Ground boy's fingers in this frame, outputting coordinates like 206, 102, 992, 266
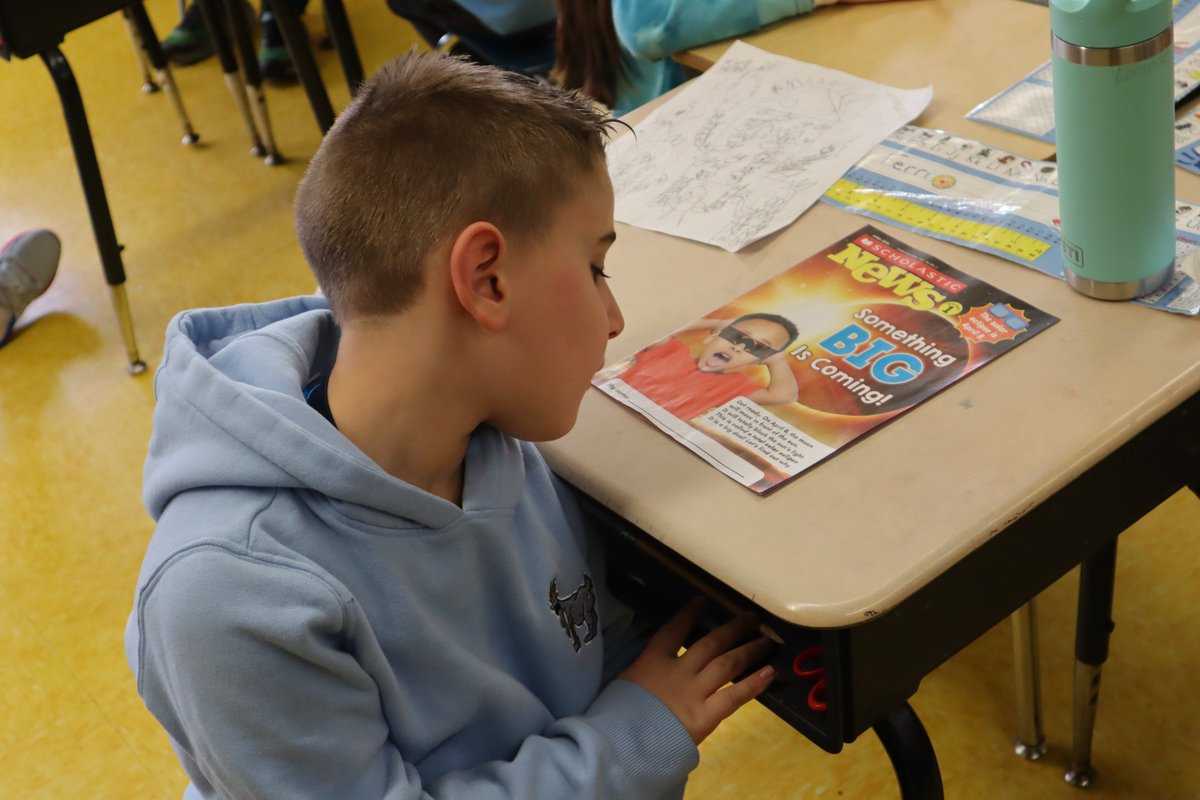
680, 611, 759, 667
709, 662, 777, 722
646, 597, 707, 654
697, 635, 776, 694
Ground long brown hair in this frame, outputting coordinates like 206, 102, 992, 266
554, 0, 629, 109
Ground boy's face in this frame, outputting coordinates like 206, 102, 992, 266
695, 318, 791, 373
494, 164, 624, 441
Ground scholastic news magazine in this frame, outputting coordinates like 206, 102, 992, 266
594, 226, 1058, 494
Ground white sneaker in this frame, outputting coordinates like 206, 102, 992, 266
0, 229, 61, 346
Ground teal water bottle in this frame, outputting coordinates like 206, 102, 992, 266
1051, 0, 1175, 300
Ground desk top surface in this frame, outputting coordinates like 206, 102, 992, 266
540, 0, 1200, 629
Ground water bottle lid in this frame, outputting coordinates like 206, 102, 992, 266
1050, 0, 1171, 49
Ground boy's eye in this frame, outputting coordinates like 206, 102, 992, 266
591, 265, 612, 281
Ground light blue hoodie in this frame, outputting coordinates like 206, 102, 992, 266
612, 0, 817, 115
126, 296, 698, 800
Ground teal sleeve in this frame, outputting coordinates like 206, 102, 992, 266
614, 59, 685, 116
613, 0, 760, 61
759, 0, 815, 26
609, 0, 818, 114
612, 0, 815, 61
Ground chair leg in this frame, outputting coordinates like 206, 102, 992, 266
121, 10, 160, 93
221, 0, 283, 164
39, 47, 146, 375
1065, 540, 1118, 788
267, 0, 336, 133
127, 3, 200, 145
322, 0, 363, 96
1011, 600, 1047, 760
196, 0, 269, 159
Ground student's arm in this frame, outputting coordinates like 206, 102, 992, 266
747, 351, 799, 405
132, 546, 698, 800
611, 0, 815, 62
620, 599, 776, 745
612, 0, 908, 62
559, 479, 776, 750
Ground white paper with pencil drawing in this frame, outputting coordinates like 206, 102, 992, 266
606, 41, 931, 252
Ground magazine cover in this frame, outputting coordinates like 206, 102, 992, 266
593, 226, 1059, 494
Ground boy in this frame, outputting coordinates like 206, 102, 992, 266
617, 313, 800, 420
126, 52, 775, 800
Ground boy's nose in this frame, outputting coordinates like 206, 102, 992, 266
606, 295, 625, 340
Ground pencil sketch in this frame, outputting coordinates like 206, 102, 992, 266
607, 42, 931, 251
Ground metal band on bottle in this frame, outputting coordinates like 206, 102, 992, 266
1052, 27, 1172, 66
1064, 261, 1174, 301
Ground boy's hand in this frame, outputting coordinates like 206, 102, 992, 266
620, 599, 777, 744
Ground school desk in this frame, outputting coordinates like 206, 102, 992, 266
538, 3, 1200, 797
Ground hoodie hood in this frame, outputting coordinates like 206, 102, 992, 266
143, 296, 518, 530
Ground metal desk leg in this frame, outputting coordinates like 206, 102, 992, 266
322, 0, 363, 95
266, 0, 336, 133
874, 702, 945, 800
196, 0, 268, 158
220, 0, 283, 164
1065, 540, 1118, 788
1012, 599, 1047, 760
126, 3, 200, 145
40, 48, 146, 375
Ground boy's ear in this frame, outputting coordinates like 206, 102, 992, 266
448, 222, 509, 332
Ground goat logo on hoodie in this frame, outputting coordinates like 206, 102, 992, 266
548, 575, 597, 652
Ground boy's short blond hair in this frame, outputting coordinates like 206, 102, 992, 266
295, 51, 617, 320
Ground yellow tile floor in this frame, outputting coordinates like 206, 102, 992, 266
1, 2, 1197, 797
